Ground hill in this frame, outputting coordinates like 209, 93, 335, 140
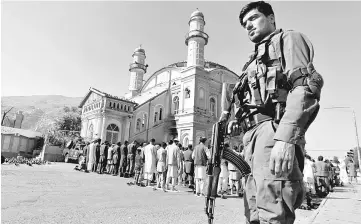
1, 95, 83, 132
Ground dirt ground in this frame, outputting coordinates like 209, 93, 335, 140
1, 163, 314, 224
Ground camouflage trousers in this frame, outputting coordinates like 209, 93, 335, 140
243, 120, 305, 224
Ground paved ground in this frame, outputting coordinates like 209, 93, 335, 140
309, 182, 361, 224
2, 163, 314, 224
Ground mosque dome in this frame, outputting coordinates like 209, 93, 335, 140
190, 9, 204, 19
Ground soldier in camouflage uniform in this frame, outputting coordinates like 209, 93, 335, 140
219, 1, 324, 223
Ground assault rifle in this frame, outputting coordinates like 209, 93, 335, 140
204, 75, 252, 224
204, 121, 251, 223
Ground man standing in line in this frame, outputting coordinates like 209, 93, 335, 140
98, 141, 108, 174
192, 137, 208, 197
119, 141, 128, 177
183, 144, 194, 188
94, 139, 101, 172
315, 156, 330, 195
126, 140, 138, 177
156, 142, 168, 190
143, 138, 157, 187
91, 139, 101, 172
112, 142, 121, 175
166, 139, 181, 191
219, 1, 324, 223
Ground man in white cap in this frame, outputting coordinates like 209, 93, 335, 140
165, 139, 181, 191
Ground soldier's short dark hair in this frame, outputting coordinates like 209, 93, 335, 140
239, 1, 274, 27
150, 138, 155, 143
162, 142, 167, 148
124, 140, 128, 145
168, 140, 173, 145
188, 144, 193, 149
318, 155, 324, 161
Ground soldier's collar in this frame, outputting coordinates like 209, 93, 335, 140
255, 29, 283, 47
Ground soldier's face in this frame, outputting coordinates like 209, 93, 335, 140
242, 9, 275, 43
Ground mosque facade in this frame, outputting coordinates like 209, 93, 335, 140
79, 10, 239, 146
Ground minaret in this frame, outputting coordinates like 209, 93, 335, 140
127, 45, 148, 98
185, 9, 209, 67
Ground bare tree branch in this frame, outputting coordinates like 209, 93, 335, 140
1, 107, 14, 125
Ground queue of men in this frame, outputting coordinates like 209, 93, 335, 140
76, 137, 244, 198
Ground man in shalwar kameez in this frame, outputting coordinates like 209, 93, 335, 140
156, 142, 167, 190
166, 139, 181, 191
143, 138, 157, 187
87, 139, 99, 172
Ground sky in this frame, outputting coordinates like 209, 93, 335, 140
2, 1, 361, 159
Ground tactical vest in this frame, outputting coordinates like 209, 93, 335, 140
238, 29, 323, 124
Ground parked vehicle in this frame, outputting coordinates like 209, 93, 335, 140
62, 140, 86, 163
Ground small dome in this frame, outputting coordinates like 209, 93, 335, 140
190, 9, 204, 19
134, 46, 145, 54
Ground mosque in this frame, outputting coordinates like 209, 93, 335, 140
79, 9, 240, 146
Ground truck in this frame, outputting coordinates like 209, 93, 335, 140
62, 140, 86, 163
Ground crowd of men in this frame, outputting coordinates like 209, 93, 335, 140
302, 154, 358, 209
75, 137, 244, 198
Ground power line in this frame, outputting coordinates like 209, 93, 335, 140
306, 149, 347, 151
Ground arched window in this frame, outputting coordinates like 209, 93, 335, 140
173, 96, 179, 114
117, 104, 119, 109
106, 124, 119, 144
136, 118, 141, 132
87, 124, 93, 139
121, 104, 123, 110
128, 106, 130, 111
109, 102, 112, 107
210, 97, 216, 117
142, 114, 147, 129
154, 112, 158, 123
159, 108, 163, 120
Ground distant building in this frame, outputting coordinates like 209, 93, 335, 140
79, 10, 239, 146
1, 126, 42, 158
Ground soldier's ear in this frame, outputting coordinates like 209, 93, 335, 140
267, 14, 275, 27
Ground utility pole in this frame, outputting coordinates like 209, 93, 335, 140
352, 110, 361, 168
324, 106, 361, 168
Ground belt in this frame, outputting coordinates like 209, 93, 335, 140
240, 103, 286, 133
240, 114, 272, 133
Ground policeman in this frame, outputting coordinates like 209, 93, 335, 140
219, 1, 324, 223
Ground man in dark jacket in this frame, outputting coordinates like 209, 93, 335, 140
183, 144, 194, 188
119, 141, 129, 177
98, 141, 109, 174
192, 137, 208, 196
126, 140, 138, 177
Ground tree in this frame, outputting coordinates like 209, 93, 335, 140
44, 107, 82, 146
1, 107, 14, 125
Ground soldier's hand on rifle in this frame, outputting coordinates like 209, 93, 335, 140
227, 120, 242, 136
269, 141, 295, 178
